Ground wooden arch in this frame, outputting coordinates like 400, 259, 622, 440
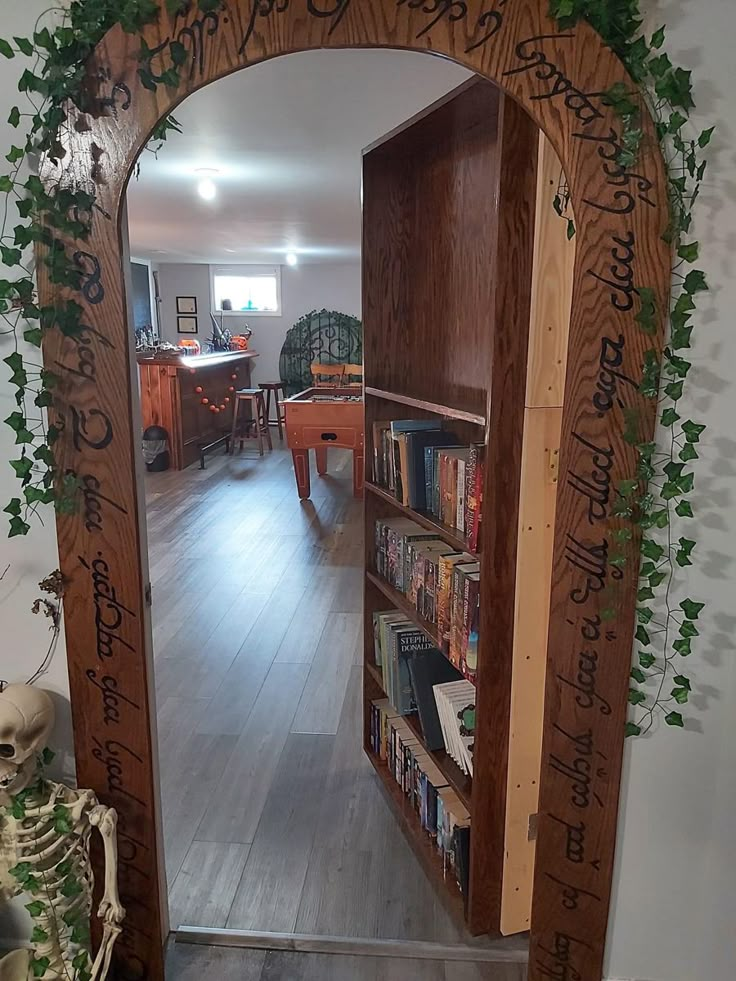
38, 2, 670, 979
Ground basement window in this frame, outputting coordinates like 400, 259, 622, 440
211, 265, 281, 316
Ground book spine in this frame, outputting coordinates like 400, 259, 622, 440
424, 446, 434, 512
464, 446, 477, 539
437, 555, 453, 655
465, 582, 481, 682
456, 458, 466, 534
461, 576, 473, 676
468, 448, 484, 554
392, 435, 402, 503
413, 551, 425, 616
432, 450, 442, 517
449, 568, 465, 669
423, 555, 437, 623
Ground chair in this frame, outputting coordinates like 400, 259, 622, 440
229, 388, 272, 456
278, 309, 363, 396
340, 363, 364, 388
258, 381, 287, 440
310, 362, 347, 387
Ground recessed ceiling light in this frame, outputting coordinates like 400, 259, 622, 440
285, 252, 298, 267
195, 168, 219, 201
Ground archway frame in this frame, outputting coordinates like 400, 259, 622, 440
36, 3, 670, 980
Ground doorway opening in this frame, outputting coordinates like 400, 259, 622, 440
124, 45, 573, 976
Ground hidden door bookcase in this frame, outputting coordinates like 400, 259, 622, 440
361, 80, 575, 937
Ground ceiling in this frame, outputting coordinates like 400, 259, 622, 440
126, 49, 472, 265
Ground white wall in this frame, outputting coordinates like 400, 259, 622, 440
155, 260, 361, 384
605, 1, 736, 979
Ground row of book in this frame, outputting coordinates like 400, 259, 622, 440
369, 698, 471, 898
372, 611, 476, 775
372, 420, 484, 553
374, 517, 480, 681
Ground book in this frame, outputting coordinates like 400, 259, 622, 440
441, 448, 471, 529
456, 455, 466, 535
437, 552, 474, 655
448, 562, 479, 669
423, 546, 458, 623
433, 680, 476, 776
465, 444, 485, 553
389, 420, 440, 504
391, 621, 436, 713
407, 650, 464, 751
372, 421, 391, 486
461, 571, 481, 679
405, 430, 456, 510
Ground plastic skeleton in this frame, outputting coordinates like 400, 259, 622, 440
0, 685, 125, 981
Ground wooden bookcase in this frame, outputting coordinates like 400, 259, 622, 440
361, 80, 575, 937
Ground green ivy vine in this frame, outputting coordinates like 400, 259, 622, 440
550, 0, 711, 735
0, 0, 713, 775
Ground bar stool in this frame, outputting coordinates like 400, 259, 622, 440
258, 381, 287, 440
230, 388, 272, 457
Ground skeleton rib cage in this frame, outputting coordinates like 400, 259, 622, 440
1, 781, 124, 981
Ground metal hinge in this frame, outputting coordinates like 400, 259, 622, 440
528, 813, 539, 841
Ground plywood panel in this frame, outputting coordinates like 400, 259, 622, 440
526, 134, 576, 408
501, 407, 563, 935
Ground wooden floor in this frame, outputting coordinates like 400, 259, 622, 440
146, 443, 526, 979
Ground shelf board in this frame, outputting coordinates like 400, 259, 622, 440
365, 387, 486, 427
365, 481, 479, 558
364, 747, 467, 930
364, 661, 473, 810
366, 571, 442, 650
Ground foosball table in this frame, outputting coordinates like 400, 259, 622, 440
284, 387, 364, 499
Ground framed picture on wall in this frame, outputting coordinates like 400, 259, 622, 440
176, 295, 197, 315
177, 315, 198, 334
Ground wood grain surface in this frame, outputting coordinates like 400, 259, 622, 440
36, 2, 670, 979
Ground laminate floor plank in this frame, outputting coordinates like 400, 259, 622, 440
226, 733, 333, 932
146, 446, 529, 961
196, 662, 311, 843
169, 840, 251, 929
166, 943, 266, 981
291, 613, 363, 734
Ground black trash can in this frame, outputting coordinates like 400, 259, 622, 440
142, 425, 170, 472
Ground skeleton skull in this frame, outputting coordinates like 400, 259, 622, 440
0, 685, 54, 798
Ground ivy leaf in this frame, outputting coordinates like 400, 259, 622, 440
625, 721, 642, 738
679, 599, 703, 622
682, 419, 706, 442
169, 40, 188, 66
650, 25, 666, 49
635, 625, 651, 646
60, 875, 83, 898
637, 586, 654, 602
679, 619, 699, 639
8, 106, 20, 127
552, 193, 563, 217
25, 900, 45, 916
639, 651, 656, 669
673, 637, 692, 656
0, 38, 14, 59
13, 36, 33, 57
698, 126, 715, 148
649, 53, 673, 80
657, 66, 695, 111
53, 804, 73, 834
665, 711, 684, 728
31, 926, 49, 944
664, 380, 683, 401
0, 175, 14, 193
676, 537, 696, 567
631, 666, 646, 684
637, 606, 654, 624
683, 269, 708, 294
679, 442, 698, 463
677, 241, 699, 263
672, 687, 689, 705
649, 570, 667, 588
675, 499, 694, 518
628, 688, 647, 705
24, 327, 43, 347
10, 456, 33, 482
661, 407, 680, 427
41, 746, 54, 765
31, 957, 50, 979
9, 515, 31, 537
674, 674, 692, 690
641, 539, 664, 562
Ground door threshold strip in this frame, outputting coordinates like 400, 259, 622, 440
175, 926, 529, 964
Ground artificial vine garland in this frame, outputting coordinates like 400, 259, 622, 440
0, 0, 711, 753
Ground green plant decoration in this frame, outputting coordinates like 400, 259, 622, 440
0, 0, 711, 790
549, 0, 710, 736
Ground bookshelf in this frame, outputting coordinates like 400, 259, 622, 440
361, 80, 575, 936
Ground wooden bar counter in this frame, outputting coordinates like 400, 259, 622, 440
137, 350, 258, 470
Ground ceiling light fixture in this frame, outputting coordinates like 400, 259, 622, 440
195, 168, 219, 202
285, 252, 298, 267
